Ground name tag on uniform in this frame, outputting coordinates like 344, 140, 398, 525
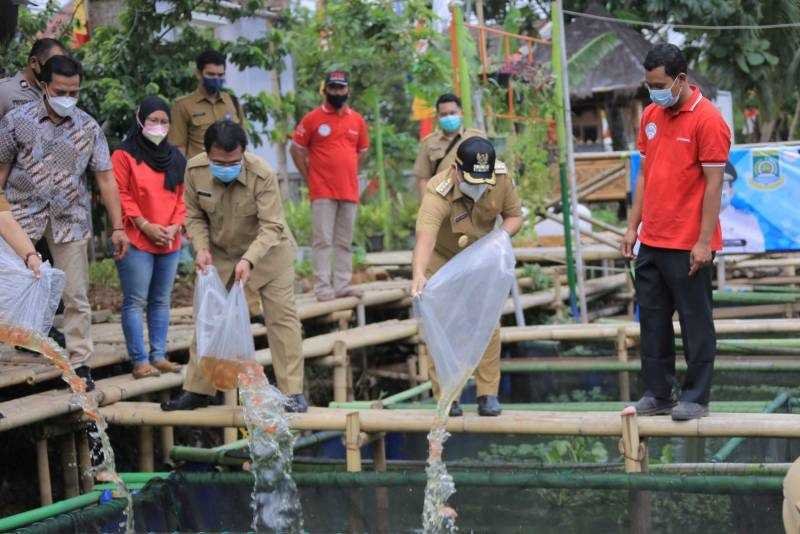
454, 211, 468, 223
198, 190, 213, 198
192, 112, 206, 118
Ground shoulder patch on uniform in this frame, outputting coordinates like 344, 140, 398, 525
421, 131, 437, 142
494, 160, 508, 175
186, 153, 209, 169
245, 153, 274, 180
435, 178, 453, 197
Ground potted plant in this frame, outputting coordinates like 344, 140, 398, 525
357, 201, 389, 252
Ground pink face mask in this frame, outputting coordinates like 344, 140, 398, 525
141, 123, 169, 145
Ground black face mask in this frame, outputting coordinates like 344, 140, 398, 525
325, 92, 348, 109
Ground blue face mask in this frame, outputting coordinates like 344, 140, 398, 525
648, 76, 681, 108
203, 77, 225, 94
438, 114, 462, 133
210, 162, 241, 183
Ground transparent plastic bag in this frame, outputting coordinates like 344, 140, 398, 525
414, 229, 516, 406
194, 266, 256, 390
0, 236, 65, 334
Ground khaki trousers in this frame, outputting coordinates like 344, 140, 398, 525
44, 225, 92, 365
427, 327, 502, 399
184, 261, 305, 396
311, 199, 357, 297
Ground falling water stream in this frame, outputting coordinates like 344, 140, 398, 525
422, 391, 461, 533
0, 322, 133, 532
237, 362, 304, 533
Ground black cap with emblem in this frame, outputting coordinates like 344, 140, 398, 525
325, 70, 349, 87
455, 137, 496, 185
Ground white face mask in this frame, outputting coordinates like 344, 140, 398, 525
459, 181, 489, 202
46, 91, 77, 118
140, 122, 169, 146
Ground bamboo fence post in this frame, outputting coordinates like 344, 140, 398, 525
374, 432, 387, 472
407, 355, 419, 387
418, 343, 430, 382
223, 390, 238, 444
139, 424, 155, 472
620, 410, 650, 534
345, 412, 362, 473
36, 438, 53, 506
356, 303, 366, 327
59, 432, 80, 499
617, 326, 631, 401
333, 341, 350, 403
159, 391, 174, 464
75, 431, 93, 493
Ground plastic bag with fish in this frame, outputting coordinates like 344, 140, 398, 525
0, 236, 65, 334
194, 266, 256, 390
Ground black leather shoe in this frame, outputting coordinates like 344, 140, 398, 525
161, 391, 213, 411
630, 395, 676, 416
75, 366, 95, 392
285, 394, 309, 413
477, 395, 502, 416
448, 400, 463, 417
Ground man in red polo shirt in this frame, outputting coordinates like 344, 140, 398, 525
621, 44, 731, 421
290, 71, 369, 301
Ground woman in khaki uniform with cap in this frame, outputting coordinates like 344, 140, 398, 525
411, 137, 523, 417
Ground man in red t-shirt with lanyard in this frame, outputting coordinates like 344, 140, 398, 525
291, 71, 369, 301
621, 44, 731, 421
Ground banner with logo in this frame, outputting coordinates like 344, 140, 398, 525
629, 144, 800, 254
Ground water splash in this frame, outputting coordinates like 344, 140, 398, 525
237, 362, 304, 533
0, 322, 133, 532
422, 393, 460, 533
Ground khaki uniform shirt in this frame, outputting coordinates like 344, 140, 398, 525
183, 151, 295, 289
416, 161, 522, 275
0, 72, 40, 118
169, 88, 247, 159
412, 127, 484, 182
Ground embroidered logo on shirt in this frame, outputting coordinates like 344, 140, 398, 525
645, 122, 657, 140
318, 123, 332, 137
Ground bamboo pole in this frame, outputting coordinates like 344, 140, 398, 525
345, 412, 362, 473
616, 326, 630, 402
59, 433, 80, 499
159, 390, 174, 465
418, 344, 430, 382
333, 341, 349, 404
76, 431, 93, 493
498, 357, 800, 373
138, 425, 155, 473
542, 211, 620, 249
223, 390, 238, 444
388, 400, 780, 413
97, 403, 800, 439
710, 391, 790, 463
36, 438, 53, 506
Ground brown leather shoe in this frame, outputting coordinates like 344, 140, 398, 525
132, 363, 161, 379
152, 359, 181, 374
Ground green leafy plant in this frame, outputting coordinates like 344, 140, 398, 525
352, 245, 368, 271
356, 201, 390, 244
89, 259, 120, 289
521, 263, 553, 291
478, 437, 609, 465
392, 193, 420, 245
284, 188, 312, 247
293, 259, 313, 279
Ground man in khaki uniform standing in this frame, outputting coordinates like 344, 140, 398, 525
169, 49, 263, 319
162, 120, 308, 413
412, 137, 523, 417
412, 93, 483, 198
0, 38, 66, 118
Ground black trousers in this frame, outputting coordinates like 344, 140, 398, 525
635, 244, 716, 405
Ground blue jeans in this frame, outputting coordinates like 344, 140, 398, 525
116, 245, 180, 365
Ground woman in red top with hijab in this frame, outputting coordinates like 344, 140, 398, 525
113, 96, 186, 379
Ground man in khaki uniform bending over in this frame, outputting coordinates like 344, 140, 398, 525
411, 137, 523, 417
412, 92, 483, 198
161, 120, 308, 413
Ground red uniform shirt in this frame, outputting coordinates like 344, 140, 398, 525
112, 150, 186, 254
292, 104, 369, 203
637, 86, 731, 251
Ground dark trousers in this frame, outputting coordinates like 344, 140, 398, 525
635, 244, 716, 405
